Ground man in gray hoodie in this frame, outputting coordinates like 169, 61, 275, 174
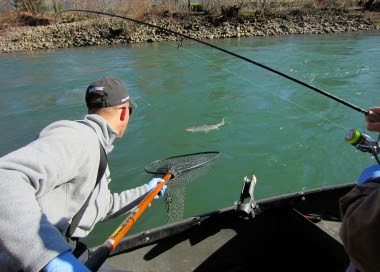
0, 76, 166, 272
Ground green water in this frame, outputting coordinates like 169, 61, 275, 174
1, 30, 379, 247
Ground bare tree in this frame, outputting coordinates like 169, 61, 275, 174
52, 0, 59, 12
6, 0, 48, 14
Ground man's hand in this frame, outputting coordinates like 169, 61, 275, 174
42, 251, 90, 272
147, 178, 167, 199
366, 107, 380, 132
358, 164, 380, 185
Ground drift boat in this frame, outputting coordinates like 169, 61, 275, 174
92, 176, 354, 272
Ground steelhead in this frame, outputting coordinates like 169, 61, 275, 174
186, 118, 225, 133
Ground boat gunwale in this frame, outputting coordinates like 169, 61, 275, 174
99, 182, 355, 258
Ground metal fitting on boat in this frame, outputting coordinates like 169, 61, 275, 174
234, 175, 258, 218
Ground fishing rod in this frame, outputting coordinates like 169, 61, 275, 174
56, 9, 380, 121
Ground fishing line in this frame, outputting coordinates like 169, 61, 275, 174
56, 9, 370, 119
162, 40, 347, 130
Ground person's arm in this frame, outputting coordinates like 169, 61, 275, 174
0, 121, 98, 271
339, 180, 380, 272
0, 168, 71, 271
101, 178, 166, 221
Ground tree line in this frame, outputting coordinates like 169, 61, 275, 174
0, 0, 378, 18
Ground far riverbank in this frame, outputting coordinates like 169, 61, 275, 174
1, 7, 379, 53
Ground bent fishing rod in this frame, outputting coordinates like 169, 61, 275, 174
57, 9, 380, 121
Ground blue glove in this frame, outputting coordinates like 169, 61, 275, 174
358, 164, 380, 185
42, 250, 90, 272
147, 178, 167, 199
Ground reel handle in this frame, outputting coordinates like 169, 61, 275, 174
367, 110, 380, 122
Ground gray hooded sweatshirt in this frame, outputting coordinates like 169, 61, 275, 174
0, 114, 150, 272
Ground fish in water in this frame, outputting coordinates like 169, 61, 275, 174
186, 118, 225, 133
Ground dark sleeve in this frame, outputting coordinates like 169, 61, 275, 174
339, 181, 380, 272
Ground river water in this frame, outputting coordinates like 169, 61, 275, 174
1, 30, 379, 247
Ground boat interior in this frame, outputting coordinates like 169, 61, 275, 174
100, 180, 355, 272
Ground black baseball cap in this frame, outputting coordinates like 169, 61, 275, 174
85, 77, 137, 109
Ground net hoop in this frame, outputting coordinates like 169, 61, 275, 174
144, 151, 220, 175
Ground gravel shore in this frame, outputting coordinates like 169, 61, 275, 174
1, 8, 379, 53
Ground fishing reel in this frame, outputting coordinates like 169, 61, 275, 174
345, 129, 380, 164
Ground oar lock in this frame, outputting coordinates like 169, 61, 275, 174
234, 175, 260, 218
345, 129, 380, 164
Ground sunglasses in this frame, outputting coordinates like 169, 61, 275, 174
118, 106, 133, 116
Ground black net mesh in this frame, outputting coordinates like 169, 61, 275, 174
145, 151, 220, 222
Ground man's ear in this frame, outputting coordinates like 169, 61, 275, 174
120, 107, 127, 121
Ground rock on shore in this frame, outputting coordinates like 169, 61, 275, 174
1, 8, 379, 53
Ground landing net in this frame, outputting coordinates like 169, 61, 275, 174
145, 151, 220, 222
